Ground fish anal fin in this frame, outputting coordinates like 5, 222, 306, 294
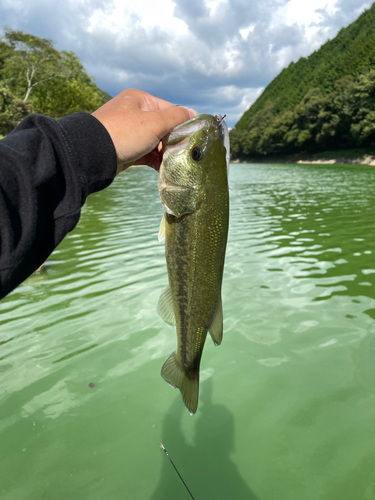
161, 351, 199, 415
208, 297, 223, 346
157, 285, 176, 327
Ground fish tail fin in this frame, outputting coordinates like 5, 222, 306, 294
161, 351, 199, 415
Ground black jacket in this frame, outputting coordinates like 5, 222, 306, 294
0, 113, 117, 299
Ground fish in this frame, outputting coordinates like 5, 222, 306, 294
157, 113, 230, 414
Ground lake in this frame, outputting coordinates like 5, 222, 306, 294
1, 163, 375, 500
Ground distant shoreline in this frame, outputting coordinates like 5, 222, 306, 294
295, 155, 375, 166
231, 151, 375, 166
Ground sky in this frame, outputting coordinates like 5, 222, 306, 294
0, 0, 371, 127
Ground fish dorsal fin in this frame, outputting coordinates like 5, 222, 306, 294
208, 297, 223, 346
157, 285, 176, 327
158, 213, 166, 242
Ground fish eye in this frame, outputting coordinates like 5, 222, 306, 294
191, 146, 202, 161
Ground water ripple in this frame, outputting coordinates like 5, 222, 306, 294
1, 164, 375, 499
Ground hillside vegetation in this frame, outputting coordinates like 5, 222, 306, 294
231, 3, 375, 160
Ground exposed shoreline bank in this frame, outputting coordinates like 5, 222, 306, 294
295, 154, 375, 166
231, 152, 375, 166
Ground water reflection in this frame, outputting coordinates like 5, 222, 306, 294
152, 377, 256, 499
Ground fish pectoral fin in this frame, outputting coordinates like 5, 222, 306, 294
161, 351, 199, 415
158, 213, 166, 242
160, 185, 201, 218
208, 297, 223, 346
157, 285, 176, 327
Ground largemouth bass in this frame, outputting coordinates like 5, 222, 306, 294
157, 114, 230, 414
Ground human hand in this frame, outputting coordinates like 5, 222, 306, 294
92, 89, 197, 175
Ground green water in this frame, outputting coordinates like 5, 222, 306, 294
1, 163, 375, 500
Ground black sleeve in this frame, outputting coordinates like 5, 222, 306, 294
0, 112, 117, 299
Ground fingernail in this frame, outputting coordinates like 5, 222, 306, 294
187, 108, 198, 118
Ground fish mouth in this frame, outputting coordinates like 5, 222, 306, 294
164, 113, 230, 172
166, 118, 209, 146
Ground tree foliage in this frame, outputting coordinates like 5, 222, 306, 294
30, 51, 103, 117
0, 40, 14, 72
232, 3, 375, 159
0, 28, 110, 134
2, 28, 62, 101
0, 85, 32, 135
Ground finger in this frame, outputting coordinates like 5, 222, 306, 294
133, 150, 162, 170
133, 90, 197, 117
152, 106, 197, 140
143, 93, 176, 111
118, 150, 162, 173
124, 89, 176, 112
113, 89, 159, 112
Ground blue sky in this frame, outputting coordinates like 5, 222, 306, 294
0, 0, 371, 126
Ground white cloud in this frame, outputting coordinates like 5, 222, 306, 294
205, 0, 228, 17
0, 0, 370, 126
86, 0, 188, 37
240, 25, 255, 40
277, 0, 339, 27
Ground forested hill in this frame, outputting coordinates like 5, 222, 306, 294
231, 3, 375, 159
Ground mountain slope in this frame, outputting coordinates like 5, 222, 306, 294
236, 3, 375, 131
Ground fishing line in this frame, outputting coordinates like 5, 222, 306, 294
217, 114, 227, 125
159, 443, 196, 500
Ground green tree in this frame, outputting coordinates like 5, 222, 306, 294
31, 51, 103, 117
2, 28, 63, 101
315, 75, 354, 149
348, 69, 375, 145
0, 85, 32, 135
0, 28, 109, 121
260, 110, 295, 153
0, 40, 14, 74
